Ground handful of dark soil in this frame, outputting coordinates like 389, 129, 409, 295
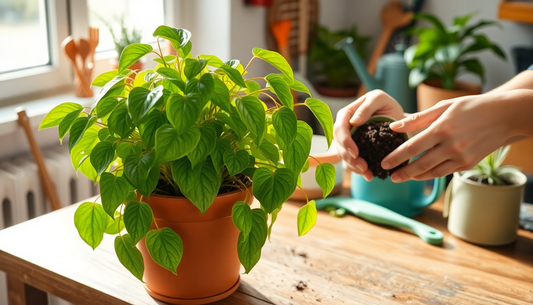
352, 121, 407, 179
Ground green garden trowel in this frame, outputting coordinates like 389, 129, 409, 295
315, 197, 444, 245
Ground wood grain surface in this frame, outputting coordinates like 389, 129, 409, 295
0, 172, 532, 305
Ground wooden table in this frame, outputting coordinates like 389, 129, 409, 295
1, 182, 533, 305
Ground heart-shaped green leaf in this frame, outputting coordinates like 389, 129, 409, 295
153, 26, 191, 50
235, 96, 266, 145
218, 64, 246, 87
70, 125, 99, 171
315, 163, 337, 198
58, 108, 84, 142
157, 67, 181, 79
116, 141, 142, 159
273, 106, 297, 148
123, 151, 160, 198
118, 43, 153, 74
127, 85, 164, 125
100, 173, 131, 218
232, 201, 252, 238
155, 124, 201, 163
145, 228, 184, 275
139, 109, 168, 149
105, 210, 125, 235
280, 74, 311, 97
96, 97, 119, 119
124, 201, 154, 244
92, 70, 118, 87
74, 202, 109, 250
237, 208, 267, 273
283, 121, 312, 174
184, 58, 207, 80
245, 80, 261, 98
252, 48, 294, 83
69, 116, 97, 151
108, 104, 135, 139
39, 102, 83, 130
211, 77, 231, 113
197, 73, 214, 103
166, 93, 204, 134
187, 123, 217, 168
199, 55, 225, 68
223, 149, 250, 176
253, 167, 297, 213
211, 139, 232, 173
305, 98, 333, 147
92, 75, 127, 110
258, 141, 279, 163
297, 200, 317, 236
114, 234, 144, 281
171, 158, 221, 213
90, 141, 116, 176
266, 74, 293, 109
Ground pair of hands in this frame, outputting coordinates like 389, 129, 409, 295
334, 89, 521, 182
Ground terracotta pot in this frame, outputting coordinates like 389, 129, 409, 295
417, 79, 481, 111
314, 81, 359, 98
110, 58, 143, 71
444, 172, 526, 246
138, 187, 252, 304
291, 135, 344, 200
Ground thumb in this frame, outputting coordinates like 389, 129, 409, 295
390, 104, 448, 133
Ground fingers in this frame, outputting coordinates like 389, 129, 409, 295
345, 161, 373, 181
411, 161, 468, 181
388, 145, 448, 182
381, 127, 440, 174
390, 101, 450, 133
350, 90, 397, 125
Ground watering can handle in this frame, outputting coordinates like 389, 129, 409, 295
414, 176, 446, 209
335, 37, 380, 91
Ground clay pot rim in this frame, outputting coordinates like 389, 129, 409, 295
148, 183, 252, 201
453, 171, 527, 189
421, 79, 482, 95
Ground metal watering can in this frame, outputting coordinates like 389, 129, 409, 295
335, 37, 417, 113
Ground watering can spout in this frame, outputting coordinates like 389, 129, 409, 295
335, 37, 380, 91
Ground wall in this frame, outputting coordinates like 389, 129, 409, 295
345, 0, 533, 91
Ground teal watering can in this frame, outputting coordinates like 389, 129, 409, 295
335, 37, 417, 113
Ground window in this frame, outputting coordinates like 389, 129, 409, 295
0, 0, 51, 74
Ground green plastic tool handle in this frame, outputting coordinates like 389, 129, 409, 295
316, 197, 443, 245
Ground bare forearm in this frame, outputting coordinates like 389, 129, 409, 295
488, 70, 533, 93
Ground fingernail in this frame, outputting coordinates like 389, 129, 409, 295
355, 164, 364, 172
382, 161, 391, 169
350, 115, 362, 125
391, 173, 402, 183
347, 149, 357, 159
390, 121, 402, 129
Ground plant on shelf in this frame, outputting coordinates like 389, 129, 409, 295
39, 25, 336, 303
308, 25, 370, 96
405, 12, 506, 90
101, 17, 142, 59
445, 146, 526, 246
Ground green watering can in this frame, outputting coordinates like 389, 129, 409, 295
335, 37, 417, 113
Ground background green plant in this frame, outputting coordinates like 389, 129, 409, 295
461, 146, 520, 186
40, 25, 336, 280
308, 25, 370, 88
405, 12, 506, 90
100, 17, 142, 58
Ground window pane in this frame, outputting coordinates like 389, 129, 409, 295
88, 0, 165, 54
0, 0, 50, 74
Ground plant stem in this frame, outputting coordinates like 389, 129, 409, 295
243, 57, 256, 75
157, 37, 168, 68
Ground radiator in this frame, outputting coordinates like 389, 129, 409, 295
0, 146, 98, 305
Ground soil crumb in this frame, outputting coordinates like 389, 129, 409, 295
352, 121, 407, 179
295, 281, 308, 292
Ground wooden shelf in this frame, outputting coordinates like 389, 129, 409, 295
499, 1, 533, 23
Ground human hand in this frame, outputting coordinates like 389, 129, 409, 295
382, 91, 527, 182
333, 90, 406, 180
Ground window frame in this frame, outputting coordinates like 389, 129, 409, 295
0, 0, 72, 103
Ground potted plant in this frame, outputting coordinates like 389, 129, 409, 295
405, 12, 506, 110
444, 146, 527, 246
39, 25, 336, 304
101, 17, 143, 70
308, 25, 370, 97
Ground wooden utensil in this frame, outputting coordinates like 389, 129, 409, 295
357, 0, 412, 97
88, 27, 99, 80
75, 39, 92, 97
62, 37, 93, 97
16, 109, 62, 211
271, 19, 299, 105
298, 0, 309, 75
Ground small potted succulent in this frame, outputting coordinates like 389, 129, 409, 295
101, 17, 143, 70
308, 25, 370, 97
444, 146, 526, 246
405, 12, 506, 110
39, 25, 336, 304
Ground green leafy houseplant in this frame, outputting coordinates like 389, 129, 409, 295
40, 25, 336, 280
405, 12, 506, 90
308, 25, 370, 89
461, 146, 520, 185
